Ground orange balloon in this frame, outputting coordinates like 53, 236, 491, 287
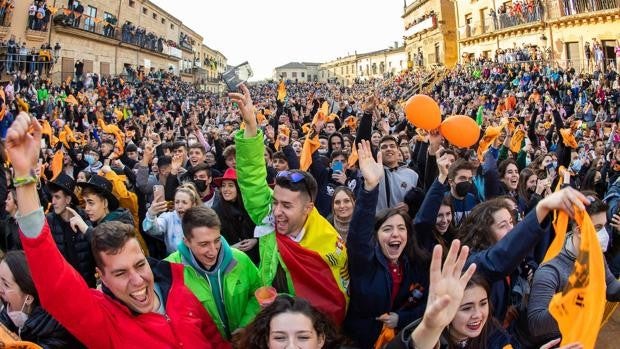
440, 115, 480, 148
405, 94, 441, 131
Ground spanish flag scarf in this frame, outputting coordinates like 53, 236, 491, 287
270, 208, 349, 324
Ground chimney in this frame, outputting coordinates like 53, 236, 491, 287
394, 41, 399, 48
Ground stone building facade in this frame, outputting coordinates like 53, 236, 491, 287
454, 0, 620, 70
0, 0, 226, 88
402, 0, 458, 68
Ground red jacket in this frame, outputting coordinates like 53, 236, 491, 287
20, 221, 231, 349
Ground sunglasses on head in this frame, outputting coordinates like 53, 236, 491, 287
276, 170, 311, 199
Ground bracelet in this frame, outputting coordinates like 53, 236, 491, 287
13, 175, 38, 188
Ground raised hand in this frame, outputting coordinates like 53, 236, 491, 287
6, 111, 41, 177
428, 130, 443, 155
228, 84, 257, 137
436, 151, 451, 183
170, 154, 183, 175
148, 200, 168, 216
357, 140, 383, 191
411, 240, 476, 348
536, 187, 589, 222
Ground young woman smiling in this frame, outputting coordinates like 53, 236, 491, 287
327, 186, 355, 241
143, 184, 202, 254
212, 168, 259, 264
343, 140, 429, 349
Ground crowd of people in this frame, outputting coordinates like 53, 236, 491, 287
490, 0, 544, 30
0, 52, 618, 348
0, 35, 54, 76
120, 21, 166, 54
27, 0, 51, 31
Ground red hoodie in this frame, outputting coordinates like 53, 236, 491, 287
20, 221, 231, 349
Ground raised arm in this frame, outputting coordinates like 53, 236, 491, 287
8, 112, 107, 347
347, 140, 384, 267
414, 154, 451, 251
230, 84, 273, 225
467, 188, 589, 281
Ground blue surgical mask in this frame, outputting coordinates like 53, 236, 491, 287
552, 161, 558, 169
571, 159, 582, 173
84, 154, 96, 165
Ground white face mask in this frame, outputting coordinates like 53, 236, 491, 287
597, 227, 610, 253
7, 296, 30, 329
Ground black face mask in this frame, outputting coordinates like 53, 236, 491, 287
455, 181, 472, 198
194, 179, 208, 193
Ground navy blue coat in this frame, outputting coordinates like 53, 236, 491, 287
465, 209, 551, 321
414, 178, 452, 251
344, 187, 428, 349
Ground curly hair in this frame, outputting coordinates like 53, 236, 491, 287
237, 295, 341, 349
457, 198, 514, 251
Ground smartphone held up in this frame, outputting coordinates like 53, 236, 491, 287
222, 62, 253, 92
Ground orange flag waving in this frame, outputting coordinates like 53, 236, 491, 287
50, 150, 64, 180
548, 207, 606, 349
277, 80, 286, 102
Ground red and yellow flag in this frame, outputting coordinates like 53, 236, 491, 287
274, 208, 348, 324
547, 208, 606, 349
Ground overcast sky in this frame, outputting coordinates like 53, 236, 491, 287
151, 0, 406, 80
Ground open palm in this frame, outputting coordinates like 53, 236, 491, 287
357, 140, 383, 190
422, 240, 476, 331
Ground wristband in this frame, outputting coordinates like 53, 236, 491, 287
13, 173, 38, 188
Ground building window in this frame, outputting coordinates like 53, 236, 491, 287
170, 23, 175, 29
434, 43, 440, 64
142, 7, 147, 15
128, 0, 135, 8
301, 72, 305, 77
84, 6, 97, 31
282, 72, 287, 78
292, 72, 297, 78
152, 13, 157, 20
161, 18, 166, 24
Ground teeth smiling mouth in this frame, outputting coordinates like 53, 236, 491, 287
387, 242, 401, 250
130, 288, 148, 302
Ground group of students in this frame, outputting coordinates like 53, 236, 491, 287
0, 55, 617, 348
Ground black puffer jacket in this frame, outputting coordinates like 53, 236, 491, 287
46, 210, 96, 288
0, 304, 85, 348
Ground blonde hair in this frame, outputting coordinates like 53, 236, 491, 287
176, 183, 202, 207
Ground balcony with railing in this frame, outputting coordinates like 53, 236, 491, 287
546, 0, 620, 20
53, 8, 120, 43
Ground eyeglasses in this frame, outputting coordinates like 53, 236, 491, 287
276, 170, 311, 199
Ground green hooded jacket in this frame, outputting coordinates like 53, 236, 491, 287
165, 239, 261, 339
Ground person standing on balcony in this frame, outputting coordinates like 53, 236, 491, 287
73, 2, 83, 28
35, 3, 45, 31
27, 1, 36, 30
594, 43, 605, 71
